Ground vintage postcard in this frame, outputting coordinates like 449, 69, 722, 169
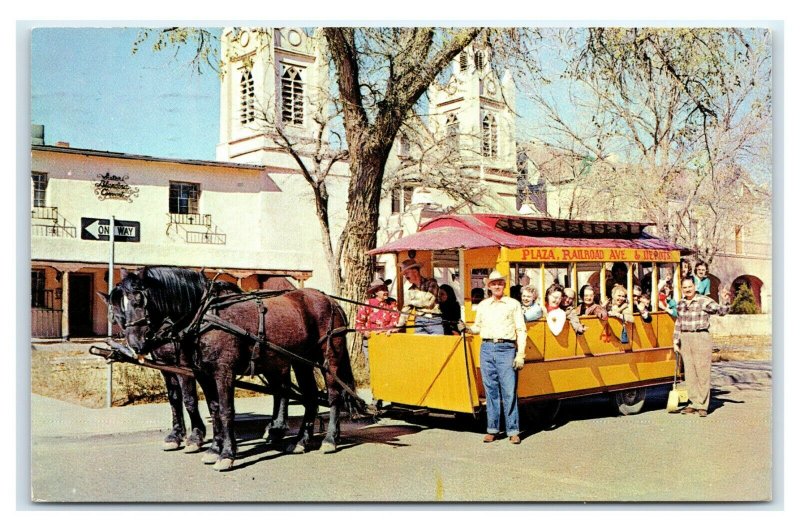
28, 24, 774, 504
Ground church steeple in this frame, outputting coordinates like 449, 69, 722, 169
429, 42, 517, 173
216, 28, 329, 164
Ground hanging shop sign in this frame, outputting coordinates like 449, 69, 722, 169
94, 172, 139, 202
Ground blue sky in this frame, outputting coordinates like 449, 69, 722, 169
31, 27, 222, 160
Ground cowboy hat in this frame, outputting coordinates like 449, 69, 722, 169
487, 270, 506, 284
367, 278, 391, 295
400, 259, 422, 274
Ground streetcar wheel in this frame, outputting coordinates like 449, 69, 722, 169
523, 400, 561, 429
613, 388, 647, 415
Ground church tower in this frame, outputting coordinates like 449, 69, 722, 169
216, 27, 330, 165
214, 28, 349, 293
428, 41, 518, 210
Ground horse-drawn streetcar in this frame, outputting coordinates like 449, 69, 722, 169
95, 213, 690, 470
367, 214, 689, 418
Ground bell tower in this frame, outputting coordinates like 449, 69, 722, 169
216, 28, 329, 165
429, 42, 517, 173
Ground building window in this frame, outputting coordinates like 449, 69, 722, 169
459, 52, 468, 71
398, 135, 410, 158
446, 113, 460, 152
239, 69, 255, 125
31, 172, 48, 207
281, 65, 305, 126
31, 269, 46, 308
474, 51, 484, 71
169, 182, 200, 215
391, 186, 415, 214
735, 225, 743, 255
481, 113, 498, 158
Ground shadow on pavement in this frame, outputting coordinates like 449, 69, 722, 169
217, 411, 425, 471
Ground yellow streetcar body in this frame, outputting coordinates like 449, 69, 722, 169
367, 214, 689, 415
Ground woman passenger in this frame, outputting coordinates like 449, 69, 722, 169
606, 285, 634, 323
438, 284, 462, 335
544, 284, 565, 313
520, 285, 543, 322
577, 284, 608, 320
355, 278, 399, 367
561, 287, 586, 334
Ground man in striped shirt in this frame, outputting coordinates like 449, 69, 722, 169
673, 277, 731, 417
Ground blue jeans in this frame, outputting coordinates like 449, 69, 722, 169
415, 315, 444, 335
479, 342, 519, 436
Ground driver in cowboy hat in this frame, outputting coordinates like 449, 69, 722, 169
395, 258, 443, 335
464, 270, 526, 445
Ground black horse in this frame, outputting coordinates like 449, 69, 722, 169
101, 267, 238, 453
110, 266, 361, 471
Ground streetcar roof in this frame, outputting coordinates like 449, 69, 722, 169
368, 214, 689, 255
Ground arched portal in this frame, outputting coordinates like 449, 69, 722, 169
731, 275, 764, 311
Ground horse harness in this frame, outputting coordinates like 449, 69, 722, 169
129, 287, 363, 407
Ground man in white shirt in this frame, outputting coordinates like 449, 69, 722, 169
467, 270, 527, 444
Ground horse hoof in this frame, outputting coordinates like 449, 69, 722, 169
201, 451, 219, 464
320, 442, 337, 454
184, 442, 203, 454
290, 443, 306, 454
213, 458, 234, 471
162, 441, 181, 451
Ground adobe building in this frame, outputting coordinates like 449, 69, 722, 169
30, 137, 313, 339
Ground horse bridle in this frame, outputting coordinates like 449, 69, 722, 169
120, 288, 152, 330
120, 287, 190, 355
118, 288, 163, 355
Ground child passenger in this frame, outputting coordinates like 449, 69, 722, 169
658, 279, 678, 318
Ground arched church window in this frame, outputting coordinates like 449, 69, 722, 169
281, 65, 305, 126
474, 51, 484, 71
482, 113, 498, 159
398, 134, 410, 158
239, 69, 255, 125
446, 113, 460, 152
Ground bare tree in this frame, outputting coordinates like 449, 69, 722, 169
514, 27, 772, 262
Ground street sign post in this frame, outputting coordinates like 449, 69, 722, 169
81, 217, 140, 243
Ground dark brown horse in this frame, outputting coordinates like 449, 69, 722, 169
100, 267, 229, 453
111, 267, 360, 471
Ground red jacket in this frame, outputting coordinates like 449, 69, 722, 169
355, 297, 399, 332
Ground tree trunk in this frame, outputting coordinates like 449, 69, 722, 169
337, 152, 387, 385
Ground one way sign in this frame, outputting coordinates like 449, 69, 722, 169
81, 218, 141, 243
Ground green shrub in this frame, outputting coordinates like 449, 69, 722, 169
731, 283, 759, 314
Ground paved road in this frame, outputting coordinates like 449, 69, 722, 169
29, 361, 772, 503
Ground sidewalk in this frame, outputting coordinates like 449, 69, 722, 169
31, 389, 374, 439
